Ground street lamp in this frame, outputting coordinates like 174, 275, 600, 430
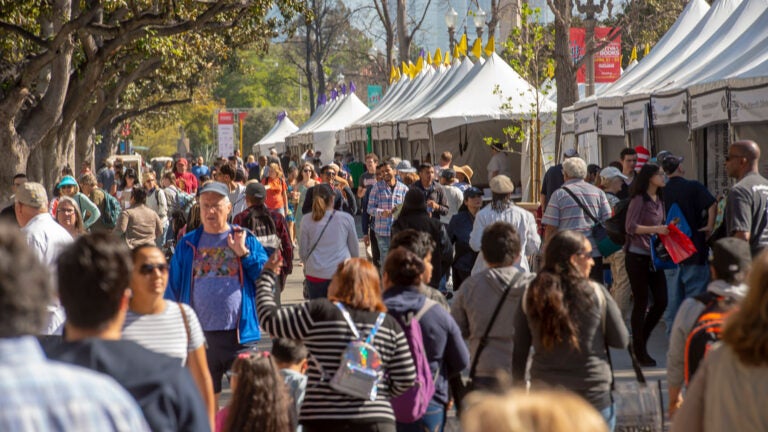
445, 7, 458, 52
474, 7, 486, 40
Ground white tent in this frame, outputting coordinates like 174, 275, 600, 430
409, 53, 557, 199
252, 112, 298, 155
286, 92, 369, 164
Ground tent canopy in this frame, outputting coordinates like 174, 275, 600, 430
253, 112, 297, 154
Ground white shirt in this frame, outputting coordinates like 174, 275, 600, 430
487, 152, 513, 183
299, 210, 359, 279
440, 183, 465, 225
122, 301, 205, 366
469, 203, 541, 273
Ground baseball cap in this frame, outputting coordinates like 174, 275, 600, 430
463, 186, 483, 199
176, 158, 188, 166
245, 181, 266, 200
599, 166, 628, 180
440, 168, 456, 180
661, 153, 684, 174
15, 182, 48, 208
564, 148, 579, 158
197, 181, 229, 197
710, 238, 751, 280
489, 175, 514, 194
396, 160, 417, 173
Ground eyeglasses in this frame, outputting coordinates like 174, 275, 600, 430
326, 171, 337, 176
58, 207, 75, 215
201, 203, 228, 212
138, 263, 168, 275
303, 169, 313, 173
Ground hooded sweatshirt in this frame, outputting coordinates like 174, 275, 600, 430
383, 285, 469, 405
666, 279, 748, 389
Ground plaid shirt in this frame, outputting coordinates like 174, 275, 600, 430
0, 336, 149, 431
367, 179, 409, 238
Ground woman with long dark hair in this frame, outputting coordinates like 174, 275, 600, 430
117, 168, 138, 210
299, 183, 358, 299
624, 163, 669, 366
514, 230, 628, 430
215, 351, 293, 432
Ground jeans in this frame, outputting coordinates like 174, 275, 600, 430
663, 264, 710, 333
599, 403, 616, 432
304, 278, 331, 299
396, 401, 446, 432
377, 235, 391, 267
625, 252, 667, 358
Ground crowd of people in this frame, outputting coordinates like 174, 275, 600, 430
2, 140, 768, 432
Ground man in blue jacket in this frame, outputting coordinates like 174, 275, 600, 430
166, 181, 268, 401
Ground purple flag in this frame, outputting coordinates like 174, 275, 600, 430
341, 84, 347, 95
349, 81, 356, 93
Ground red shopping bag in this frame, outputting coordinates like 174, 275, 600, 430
660, 224, 697, 264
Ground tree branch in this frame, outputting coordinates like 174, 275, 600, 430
110, 98, 192, 126
0, 21, 49, 48
407, 0, 432, 42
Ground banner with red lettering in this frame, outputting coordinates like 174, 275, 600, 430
570, 27, 621, 83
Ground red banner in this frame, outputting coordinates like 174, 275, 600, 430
218, 111, 234, 125
570, 27, 621, 83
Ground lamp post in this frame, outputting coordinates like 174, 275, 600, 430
445, 7, 458, 52
474, 7, 486, 40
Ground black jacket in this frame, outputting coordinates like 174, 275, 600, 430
392, 209, 453, 288
45, 339, 209, 432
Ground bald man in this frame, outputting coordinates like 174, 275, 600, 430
723, 140, 768, 256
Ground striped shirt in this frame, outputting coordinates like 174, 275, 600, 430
542, 179, 612, 256
255, 271, 416, 423
367, 180, 409, 238
122, 301, 205, 365
0, 336, 149, 432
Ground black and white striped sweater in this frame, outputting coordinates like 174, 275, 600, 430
255, 271, 416, 424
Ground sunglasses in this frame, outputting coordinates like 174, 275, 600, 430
303, 169, 313, 172
139, 263, 168, 275
725, 154, 746, 162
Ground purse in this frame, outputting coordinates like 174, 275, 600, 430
302, 211, 336, 299
650, 235, 676, 271
453, 271, 525, 413
561, 187, 620, 256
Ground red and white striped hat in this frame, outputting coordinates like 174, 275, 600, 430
635, 146, 650, 172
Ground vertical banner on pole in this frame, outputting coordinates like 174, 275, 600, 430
218, 111, 235, 158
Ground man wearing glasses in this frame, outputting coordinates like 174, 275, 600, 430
0, 173, 26, 224
300, 164, 357, 216
165, 182, 268, 404
721, 140, 768, 256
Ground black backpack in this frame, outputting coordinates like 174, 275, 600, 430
604, 198, 630, 245
684, 292, 738, 384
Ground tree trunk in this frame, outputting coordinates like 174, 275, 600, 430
551, 0, 578, 156
305, 17, 316, 113
396, 0, 408, 63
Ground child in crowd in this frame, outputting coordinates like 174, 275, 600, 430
215, 350, 293, 432
272, 338, 309, 430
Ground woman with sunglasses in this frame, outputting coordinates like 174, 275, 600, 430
624, 163, 669, 367
513, 230, 629, 431
255, 254, 416, 432
294, 162, 318, 243
215, 351, 293, 432
122, 244, 216, 429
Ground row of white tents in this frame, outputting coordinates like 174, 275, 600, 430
254, 51, 557, 199
567, 0, 768, 196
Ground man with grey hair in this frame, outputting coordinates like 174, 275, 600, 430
542, 157, 611, 282
0, 224, 149, 431
166, 181, 268, 402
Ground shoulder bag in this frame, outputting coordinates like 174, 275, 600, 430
452, 270, 525, 412
562, 187, 621, 257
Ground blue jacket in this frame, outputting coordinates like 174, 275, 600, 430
165, 225, 268, 343
383, 285, 469, 405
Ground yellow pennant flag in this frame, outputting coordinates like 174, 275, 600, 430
643, 43, 650, 57
408, 61, 416, 78
401, 61, 408, 78
452, 45, 460, 61
458, 34, 468, 56
395, 64, 401, 80
484, 36, 495, 57
426, 51, 433, 66
629, 46, 637, 63
471, 38, 482, 59
389, 64, 397, 84
444, 50, 452, 66
433, 48, 442, 65
415, 56, 424, 74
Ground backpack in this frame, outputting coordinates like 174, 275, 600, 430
684, 292, 739, 385
390, 299, 439, 423
100, 188, 122, 229
170, 189, 195, 218
604, 198, 630, 245
329, 302, 386, 401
